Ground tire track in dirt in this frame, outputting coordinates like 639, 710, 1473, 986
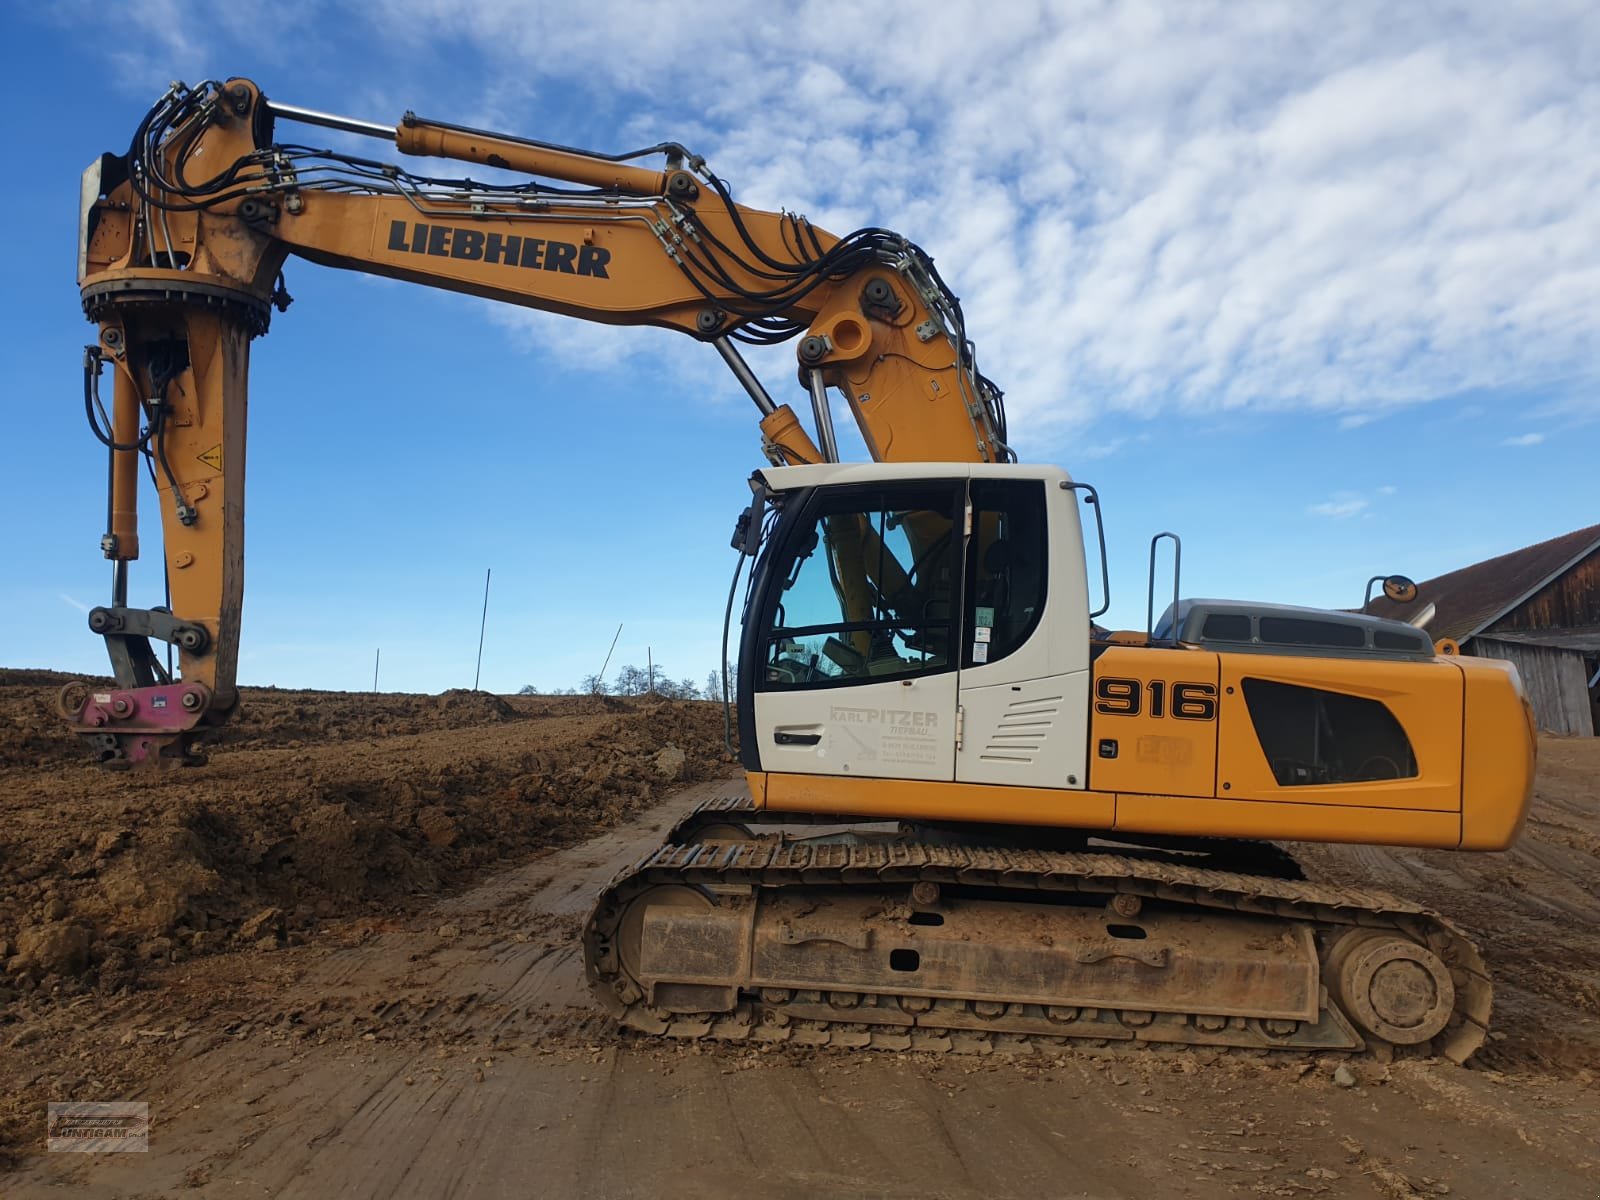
8, 766, 1600, 1199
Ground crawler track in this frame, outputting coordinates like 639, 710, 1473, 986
586, 810, 1492, 1063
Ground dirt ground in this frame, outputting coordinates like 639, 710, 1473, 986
2, 669, 1598, 1198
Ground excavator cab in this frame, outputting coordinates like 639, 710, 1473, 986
737, 463, 1093, 791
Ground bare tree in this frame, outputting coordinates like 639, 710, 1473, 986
612, 664, 651, 696
706, 661, 738, 700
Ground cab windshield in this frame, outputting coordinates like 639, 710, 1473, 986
760, 484, 959, 688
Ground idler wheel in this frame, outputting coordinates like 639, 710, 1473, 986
1327, 931, 1455, 1045
615, 884, 714, 989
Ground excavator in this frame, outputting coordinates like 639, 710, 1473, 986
70, 78, 1535, 1063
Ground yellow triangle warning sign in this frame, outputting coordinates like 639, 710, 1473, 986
196, 444, 223, 472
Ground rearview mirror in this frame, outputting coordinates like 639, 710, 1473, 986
1383, 575, 1419, 603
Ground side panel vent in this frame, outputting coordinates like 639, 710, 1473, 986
980, 694, 1062, 763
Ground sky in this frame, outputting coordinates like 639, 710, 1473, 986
1, 1, 1596, 695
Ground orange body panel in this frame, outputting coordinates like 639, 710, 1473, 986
752, 770, 1470, 849
1113, 793, 1460, 848
1459, 656, 1538, 849
1214, 652, 1465, 813
1087, 645, 1219, 797
754, 770, 1116, 831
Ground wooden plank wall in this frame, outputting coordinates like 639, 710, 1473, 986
1473, 637, 1595, 736
1486, 547, 1600, 633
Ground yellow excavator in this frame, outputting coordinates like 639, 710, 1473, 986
70, 79, 1534, 1062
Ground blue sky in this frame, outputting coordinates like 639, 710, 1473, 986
2, 1, 1595, 695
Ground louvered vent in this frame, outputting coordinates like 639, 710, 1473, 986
979, 695, 1062, 763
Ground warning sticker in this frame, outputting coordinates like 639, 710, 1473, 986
196, 444, 223, 472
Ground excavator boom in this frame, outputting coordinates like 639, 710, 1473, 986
71, 77, 1007, 764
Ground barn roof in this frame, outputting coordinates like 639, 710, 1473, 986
1364, 523, 1600, 643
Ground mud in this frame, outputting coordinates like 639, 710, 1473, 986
0, 670, 732, 1162
2, 668, 1598, 1197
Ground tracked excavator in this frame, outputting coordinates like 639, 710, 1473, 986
70, 79, 1535, 1063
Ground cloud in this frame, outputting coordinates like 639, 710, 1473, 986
1309, 495, 1370, 518
57, 1, 1600, 455
1076, 438, 1128, 461
1500, 432, 1546, 446
364, 1, 1600, 453
58, 593, 91, 614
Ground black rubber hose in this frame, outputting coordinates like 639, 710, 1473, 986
83, 352, 149, 452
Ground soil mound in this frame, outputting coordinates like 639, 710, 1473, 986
0, 671, 735, 1006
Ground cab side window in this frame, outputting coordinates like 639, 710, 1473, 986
965, 479, 1048, 667
759, 484, 960, 690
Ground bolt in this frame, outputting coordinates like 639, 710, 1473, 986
1110, 893, 1142, 918
910, 881, 940, 906
798, 335, 829, 364
180, 690, 204, 711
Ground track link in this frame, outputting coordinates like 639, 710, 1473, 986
589, 808, 1491, 1064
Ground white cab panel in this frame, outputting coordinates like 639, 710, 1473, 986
754, 672, 958, 782
955, 471, 1093, 789
957, 671, 1089, 787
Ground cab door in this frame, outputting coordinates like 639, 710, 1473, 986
955, 476, 1092, 790
751, 481, 962, 782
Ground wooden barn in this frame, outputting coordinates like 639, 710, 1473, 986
1367, 523, 1600, 736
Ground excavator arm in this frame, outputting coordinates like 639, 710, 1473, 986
68, 77, 1010, 765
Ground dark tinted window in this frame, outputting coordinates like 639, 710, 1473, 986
1374, 629, 1428, 652
1202, 613, 1252, 641
965, 479, 1048, 668
1243, 678, 1417, 785
1258, 617, 1365, 648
